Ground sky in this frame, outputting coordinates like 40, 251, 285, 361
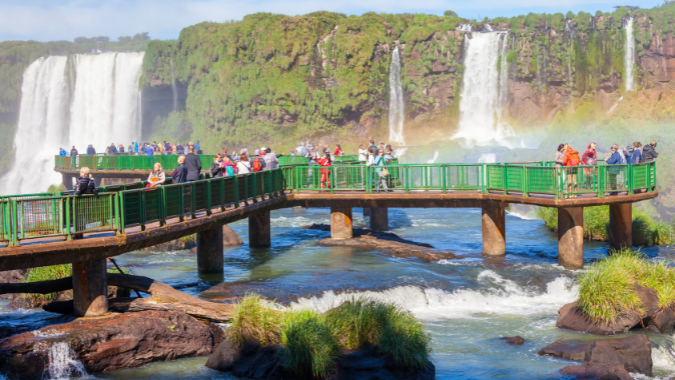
0, 0, 661, 42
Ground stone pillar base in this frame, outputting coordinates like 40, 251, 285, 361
249, 211, 271, 248
72, 259, 108, 317
197, 226, 224, 274
370, 208, 388, 232
482, 206, 506, 256
331, 207, 353, 240
609, 203, 632, 250
558, 207, 584, 269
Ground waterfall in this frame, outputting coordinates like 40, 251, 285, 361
623, 17, 635, 91
453, 32, 514, 146
1, 52, 144, 195
47, 342, 88, 379
478, 153, 496, 163
388, 46, 405, 144
169, 46, 178, 112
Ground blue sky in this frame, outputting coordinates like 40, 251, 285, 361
0, 0, 660, 42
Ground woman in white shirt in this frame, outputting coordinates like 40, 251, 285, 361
236, 153, 251, 174
358, 144, 368, 161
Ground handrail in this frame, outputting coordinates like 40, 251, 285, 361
1, 161, 657, 247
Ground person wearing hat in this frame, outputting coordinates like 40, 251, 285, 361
261, 147, 279, 170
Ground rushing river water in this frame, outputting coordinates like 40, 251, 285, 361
2, 206, 675, 380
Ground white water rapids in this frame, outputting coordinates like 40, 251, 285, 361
453, 32, 514, 146
624, 17, 635, 92
1, 52, 144, 195
388, 46, 405, 144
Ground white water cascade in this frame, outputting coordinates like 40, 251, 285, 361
47, 342, 88, 379
623, 17, 635, 91
1, 52, 144, 195
388, 46, 405, 144
453, 32, 514, 146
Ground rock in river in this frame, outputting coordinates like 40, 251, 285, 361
0, 310, 224, 380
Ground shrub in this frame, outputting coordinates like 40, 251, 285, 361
577, 249, 644, 322
378, 306, 431, 369
229, 293, 282, 346
280, 309, 338, 378
22, 264, 73, 303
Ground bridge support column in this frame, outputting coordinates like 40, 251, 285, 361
370, 208, 388, 232
72, 259, 108, 317
558, 207, 584, 269
331, 207, 353, 240
482, 206, 506, 256
62, 174, 75, 191
609, 203, 632, 250
249, 211, 271, 248
197, 226, 224, 274
363, 208, 371, 217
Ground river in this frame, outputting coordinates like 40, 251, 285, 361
2, 206, 675, 379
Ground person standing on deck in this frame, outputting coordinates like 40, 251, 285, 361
305, 146, 319, 187
59, 147, 67, 156
605, 146, 622, 195
630, 142, 642, 164
641, 141, 658, 162
171, 156, 188, 184
581, 142, 597, 189
70, 145, 78, 167
185, 145, 202, 181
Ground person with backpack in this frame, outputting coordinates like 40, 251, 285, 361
373, 149, 390, 193
222, 155, 237, 177
185, 145, 202, 181
74, 167, 96, 196
641, 141, 658, 162
563, 144, 581, 198
251, 151, 266, 172
334, 144, 344, 156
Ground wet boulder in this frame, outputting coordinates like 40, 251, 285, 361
500, 336, 525, 345
560, 362, 631, 380
206, 339, 436, 380
645, 305, 675, 334
539, 334, 652, 377
0, 310, 223, 380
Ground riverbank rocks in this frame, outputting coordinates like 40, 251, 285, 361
305, 224, 456, 262
0, 270, 26, 300
500, 336, 525, 345
556, 285, 671, 335
539, 334, 652, 377
0, 310, 223, 380
206, 339, 435, 380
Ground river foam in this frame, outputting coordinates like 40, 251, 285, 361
290, 270, 577, 320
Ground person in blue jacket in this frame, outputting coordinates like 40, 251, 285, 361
605, 146, 622, 194
135, 142, 139, 154
58, 147, 67, 156
144, 144, 154, 156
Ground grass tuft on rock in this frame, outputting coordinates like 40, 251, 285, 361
22, 264, 72, 303
229, 293, 282, 346
280, 309, 338, 378
577, 249, 675, 322
228, 295, 432, 376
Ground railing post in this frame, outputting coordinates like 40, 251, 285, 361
442, 165, 447, 193
405, 166, 410, 194
523, 167, 529, 197
178, 185, 184, 222
234, 175, 240, 207
502, 164, 508, 195
191, 182, 197, 219
597, 166, 604, 197
206, 179, 212, 216
628, 164, 634, 195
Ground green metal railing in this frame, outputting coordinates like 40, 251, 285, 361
1, 161, 657, 246
55, 154, 215, 172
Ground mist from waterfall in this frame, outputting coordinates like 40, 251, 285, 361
388, 46, 405, 144
1, 52, 144, 195
453, 32, 514, 147
624, 17, 635, 91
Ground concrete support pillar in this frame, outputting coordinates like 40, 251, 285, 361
249, 211, 271, 248
72, 259, 108, 317
482, 206, 506, 256
330, 207, 353, 240
370, 208, 388, 232
363, 208, 371, 217
197, 226, 224, 274
62, 174, 75, 190
558, 207, 584, 269
609, 203, 632, 250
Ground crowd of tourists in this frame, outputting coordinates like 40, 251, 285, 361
59, 141, 203, 157
554, 140, 658, 197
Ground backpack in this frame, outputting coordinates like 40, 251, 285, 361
252, 157, 262, 172
225, 165, 235, 177
569, 152, 581, 166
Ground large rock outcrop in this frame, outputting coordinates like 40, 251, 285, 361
539, 334, 653, 377
0, 310, 224, 380
206, 339, 435, 380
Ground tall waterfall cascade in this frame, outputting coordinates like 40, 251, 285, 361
623, 17, 635, 91
1, 52, 144, 195
453, 32, 514, 146
388, 46, 405, 144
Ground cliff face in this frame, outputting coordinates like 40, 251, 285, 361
140, 6, 675, 151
